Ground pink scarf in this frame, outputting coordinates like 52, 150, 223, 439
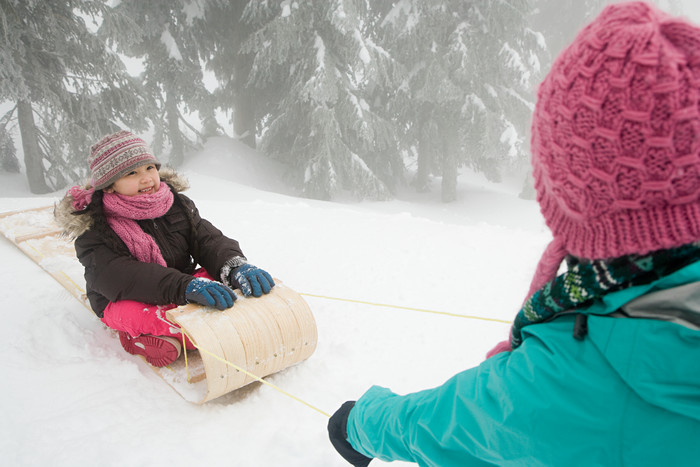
101, 184, 174, 267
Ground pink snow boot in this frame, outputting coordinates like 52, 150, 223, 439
118, 331, 182, 367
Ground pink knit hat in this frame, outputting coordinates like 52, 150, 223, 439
527, 1, 700, 297
88, 130, 160, 190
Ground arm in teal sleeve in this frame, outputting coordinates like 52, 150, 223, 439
344, 321, 629, 467
344, 358, 519, 467
346, 386, 417, 462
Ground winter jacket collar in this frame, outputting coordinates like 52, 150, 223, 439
525, 260, 700, 422
54, 167, 189, 239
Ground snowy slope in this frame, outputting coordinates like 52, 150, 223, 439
0, 137, 551, 466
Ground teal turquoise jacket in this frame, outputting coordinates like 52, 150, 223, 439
346, 262, 700, 466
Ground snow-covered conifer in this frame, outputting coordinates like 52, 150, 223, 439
101, 0, 213, 167
241, 0, 399, 200
0, 0, 149, 193
380, 0, 544, 201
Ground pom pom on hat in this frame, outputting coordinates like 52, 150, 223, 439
88, 130, 160, 190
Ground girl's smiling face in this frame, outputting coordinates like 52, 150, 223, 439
105, 163, 161, 196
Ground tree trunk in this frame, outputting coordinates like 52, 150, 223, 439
166, 93, 185, 167
519, 169, 536, 200
440, 154, 458, 202
440, 119, 458, 203
17, 100, 50, 194
233, 52, 256, 149
416, 120, 436, 192
233, 89, 255, 149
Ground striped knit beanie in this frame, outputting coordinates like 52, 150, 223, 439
88, 131, 160, 190
527, 1, 700, 298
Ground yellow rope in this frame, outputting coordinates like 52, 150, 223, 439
5, 220, 506, 418
177, 291, 511, 417
7, 226, 328, 416
300, 292, 511, 324
173, 289, 510, 417
178, 326, 330, 417
181, 328, 190, 382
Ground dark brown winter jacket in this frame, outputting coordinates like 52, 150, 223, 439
55, 168, 245, 317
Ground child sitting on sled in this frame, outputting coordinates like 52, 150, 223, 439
56, 130, 274, 367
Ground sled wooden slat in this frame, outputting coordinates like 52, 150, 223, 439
0, 206, 318, 404
166, 281, 318, 403
14, 232, 88, 304
0, 205, 54, 219
15, 229, 65, 243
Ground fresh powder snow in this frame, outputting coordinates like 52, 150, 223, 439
0, 136, 550, 466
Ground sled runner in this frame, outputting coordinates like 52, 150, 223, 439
0, 205, 318, 403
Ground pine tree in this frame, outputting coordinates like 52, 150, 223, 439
241, 0, 399, 200
0, 0, 149, 193
101, 0, 213, 167
380, 0, 544, 202
196, 1, 256, 148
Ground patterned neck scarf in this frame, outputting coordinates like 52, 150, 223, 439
102, 183, 174, 267
510, 242, 700, 349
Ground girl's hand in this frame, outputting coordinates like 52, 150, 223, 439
229, 264, 275, 297
185, 278, 236, 310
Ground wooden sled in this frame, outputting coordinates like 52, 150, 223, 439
0, 206, 317, 403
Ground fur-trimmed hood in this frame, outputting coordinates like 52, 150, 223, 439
54, 167, 190, 239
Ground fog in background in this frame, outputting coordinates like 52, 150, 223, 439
1, 0, 699, 203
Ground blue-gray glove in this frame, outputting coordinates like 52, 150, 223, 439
186, 278, 236, 310
229, 264, 274, 297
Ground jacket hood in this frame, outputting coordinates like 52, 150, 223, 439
590, 311, 700, 422
54, 166, 189, 239
593, 277, 700, 423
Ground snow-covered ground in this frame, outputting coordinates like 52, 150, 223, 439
0, 137, 551, 466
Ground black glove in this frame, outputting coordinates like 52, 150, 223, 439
185, 278, 236, 310
328, 401, 373, 467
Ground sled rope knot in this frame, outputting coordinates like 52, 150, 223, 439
180, 328, 330, 417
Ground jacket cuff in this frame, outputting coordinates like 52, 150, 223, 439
220, 256, 248, 286
328, 401, 373, 467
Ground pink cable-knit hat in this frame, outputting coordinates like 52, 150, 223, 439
88, 130, 160, 190
527, 1, 700, 297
